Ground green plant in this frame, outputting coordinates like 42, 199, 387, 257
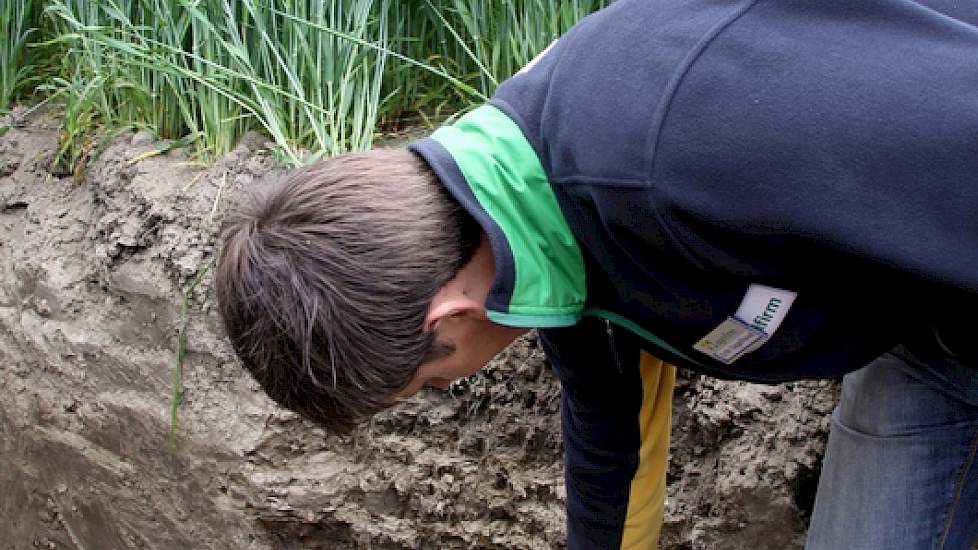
33, 0, 609, 168
43, 0, 477, 165
381, 0, 610, 117
168, 253, 217, 453
1, 0, 42, 111
38, 76, 93, 177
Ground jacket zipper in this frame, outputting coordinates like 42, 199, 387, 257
604, 318, 623, 374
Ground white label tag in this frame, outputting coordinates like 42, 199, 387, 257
693, 284, 798, 364
735, 284, 797, 336
693, 317, 767, 364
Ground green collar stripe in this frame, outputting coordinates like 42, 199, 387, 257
585, 308, 707, 367
432, 105, 586, 327
488, 310, 583, 328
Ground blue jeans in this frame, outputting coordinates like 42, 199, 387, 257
806, 345, 978, 550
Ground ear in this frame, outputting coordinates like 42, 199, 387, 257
424, 279, 487, 331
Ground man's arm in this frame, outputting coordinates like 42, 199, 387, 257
540, 319, 675, 549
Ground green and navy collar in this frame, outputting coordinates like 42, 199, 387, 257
409, 105, 586, 328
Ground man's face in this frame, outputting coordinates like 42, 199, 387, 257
395, 230, 527, 398
395, 316, 528, 398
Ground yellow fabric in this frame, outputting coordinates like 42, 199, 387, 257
620, 353, 676, 549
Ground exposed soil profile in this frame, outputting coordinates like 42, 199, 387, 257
0, 107, 840, 550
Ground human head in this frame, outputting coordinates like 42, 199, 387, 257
215, 149, 481, 433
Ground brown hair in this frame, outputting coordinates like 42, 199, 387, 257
216, 149, 480, 433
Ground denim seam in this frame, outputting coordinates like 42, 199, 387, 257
829, 413, 978, 441
935, 426, 978, 550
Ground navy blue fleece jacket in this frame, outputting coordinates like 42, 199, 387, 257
413, 0, 978, 381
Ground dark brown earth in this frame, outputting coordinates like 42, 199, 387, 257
0, 106, 840, 550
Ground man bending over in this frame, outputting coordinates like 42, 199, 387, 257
216, 0, 978, 548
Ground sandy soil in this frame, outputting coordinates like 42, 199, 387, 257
0, 107, 840, 549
